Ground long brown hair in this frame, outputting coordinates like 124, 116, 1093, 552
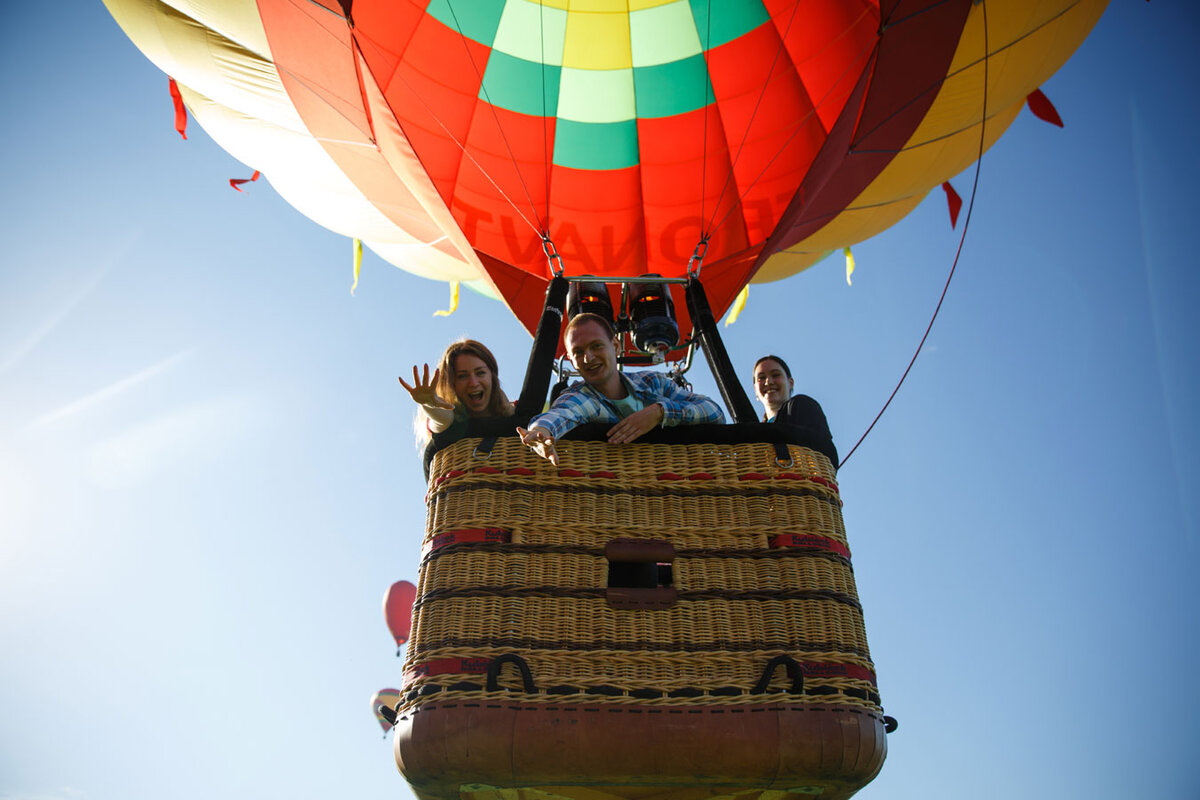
433, 339, 512, 418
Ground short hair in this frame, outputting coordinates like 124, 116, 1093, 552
753, 354, 792, 380
565, 312, 616, 341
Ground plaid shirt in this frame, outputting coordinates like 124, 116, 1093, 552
529, 370, 726, 440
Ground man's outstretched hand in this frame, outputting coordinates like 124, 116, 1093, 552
517, 425, 559, 466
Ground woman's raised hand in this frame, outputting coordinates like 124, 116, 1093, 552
398, 364, 453, 409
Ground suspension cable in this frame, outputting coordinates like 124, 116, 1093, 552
838, 0, 992, 470
701, 0, 806, 239
437, 0, 544, 232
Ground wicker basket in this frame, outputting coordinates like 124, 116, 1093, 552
395, 432, 886, 800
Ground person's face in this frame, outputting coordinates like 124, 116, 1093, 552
452, 353, 493, 415
754, 359, 793, 411
566, 320, 618, 389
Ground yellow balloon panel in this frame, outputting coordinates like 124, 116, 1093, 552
855, 101, 1021, 211
758, 0, 1108, 285
752, 193, 923, 286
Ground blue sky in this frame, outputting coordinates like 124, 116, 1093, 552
1, 3, 1196, 799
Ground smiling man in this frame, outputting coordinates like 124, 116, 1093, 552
517, 313, 725, 465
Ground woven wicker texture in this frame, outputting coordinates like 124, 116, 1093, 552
400, 436, 878, 713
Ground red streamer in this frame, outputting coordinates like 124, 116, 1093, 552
167, 78, 187, 140
229, 170, 261, 192
1026, 88, 1064, 128
941, 181, 963, 228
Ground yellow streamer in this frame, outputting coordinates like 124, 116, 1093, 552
433, 280, 460, 317
350, 238, 363, 295
844, 246, 855, 286
724, 285, 749, 327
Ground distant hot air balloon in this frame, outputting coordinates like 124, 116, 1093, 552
371, 688, 402, 734
104, 0, 1106, 335
383, 580, 417, 653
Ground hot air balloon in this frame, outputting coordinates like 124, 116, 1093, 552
104, 1, 1108, 798
384, 579, 417, 652
371, 688, 402, 734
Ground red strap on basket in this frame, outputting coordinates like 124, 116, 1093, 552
802, 661, 877, 686
423, 527, 511, 555
405, 657, 492, 685
768, 533, 851, 559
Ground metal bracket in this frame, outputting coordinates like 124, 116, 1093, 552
541, 234, 564, 277
686, 238, 709, 278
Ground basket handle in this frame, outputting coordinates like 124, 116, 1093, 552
486, 654, 536, 693
751, 655, 804, 695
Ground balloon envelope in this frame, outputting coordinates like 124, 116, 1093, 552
384, 580, 417, 648
104, 0, 1107, 332
372, 688, 402, 733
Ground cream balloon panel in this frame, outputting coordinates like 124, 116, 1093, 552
104, 0, 490, 289
104, 0, 297, 130
178, 83, 489, 286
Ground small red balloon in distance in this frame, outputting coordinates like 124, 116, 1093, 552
384, 580, 417, 649
372, 688, 401, 734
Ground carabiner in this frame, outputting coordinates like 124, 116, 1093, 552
541, 234, 564, 277
686, 238, 709, 278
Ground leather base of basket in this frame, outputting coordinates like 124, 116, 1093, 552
394, 701, 886, 800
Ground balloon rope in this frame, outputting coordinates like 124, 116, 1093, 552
702, 15, 876, 240
849, 1, 1077, 152
701, 0, 805, 239
340, 20, 539, 233
390, 66, 540, 237
438, 0, 543, 234
540, 2, 551, 231
838, 0, 991, 470
707, 0, 1058, 238
707, 0, 951, 241
699, 0, 712, 229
